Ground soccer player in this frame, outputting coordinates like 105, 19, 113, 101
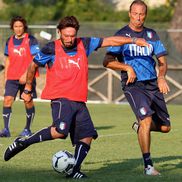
0, 16, 40, 137
4, 16, 148, 179
103, 0, 171, 175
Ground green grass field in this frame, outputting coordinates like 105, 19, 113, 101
0, 101, 182, 182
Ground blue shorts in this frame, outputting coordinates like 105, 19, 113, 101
4, 79, 37, 99
51, 98, 98, 144
123, 79, 170, 126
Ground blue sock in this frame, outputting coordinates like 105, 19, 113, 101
25, 106, 35, 130
2, 107, 12, 130
143, 153, 153, 168
73, 141, 90, 172
25, 127, 53, 146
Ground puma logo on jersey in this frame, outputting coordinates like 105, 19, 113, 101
13, 48, 25, 56
126, 33, 131, 37
68, 59, 80, 69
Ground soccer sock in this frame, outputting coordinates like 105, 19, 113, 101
73, 141, 90, 172
25, 106, 35, 130
2, 107, 12, 130
143, 153, 153, 168
24, 127, 53, 147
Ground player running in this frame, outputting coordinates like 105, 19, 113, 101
103, 0, 171, 176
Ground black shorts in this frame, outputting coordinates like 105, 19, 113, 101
4, 79, 37, 99
51, 98, 98, 144
123, 79, 170, 126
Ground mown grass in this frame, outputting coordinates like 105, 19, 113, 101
0, 101, 181, 182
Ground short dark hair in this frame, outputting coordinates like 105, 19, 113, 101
10, 16, 28, 32
129, 0, 147, 14
57, 16, 80, 32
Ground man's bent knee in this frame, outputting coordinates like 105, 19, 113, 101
3, 96, 14, 107
50, 127, 65, 139
80, 137, 93, 145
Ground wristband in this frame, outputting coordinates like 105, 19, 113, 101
157, 76, 165, 80
132, 37, 137, 44
23, 89, 32, 94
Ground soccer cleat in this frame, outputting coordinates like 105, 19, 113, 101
66, 170, 87, 179
19, 129, 32, 137
144, 165, 161, 176
132, 121, 139, 133
4, 137, 27, 161
0, 128, 11, 137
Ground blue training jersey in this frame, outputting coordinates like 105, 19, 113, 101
33, 37, 103, 67
4, 34, 40, 56
107, 25, 167, 81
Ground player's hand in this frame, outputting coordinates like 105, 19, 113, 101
135, 38, 149, 47
157, 77, 170, 94
126, 66, 136, 85
21, 92, 32, 103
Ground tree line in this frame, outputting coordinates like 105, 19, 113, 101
0, 0, 176, 24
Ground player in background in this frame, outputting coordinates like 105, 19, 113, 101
4, 16, 148, 179
103, 0, 171, 175
0, 16, 40, 137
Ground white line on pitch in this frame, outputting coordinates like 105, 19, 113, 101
98, 128, 180, 138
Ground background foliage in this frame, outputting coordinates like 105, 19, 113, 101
0, 0, 176, 24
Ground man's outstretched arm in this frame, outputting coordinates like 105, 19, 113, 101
101, 36, 149, 47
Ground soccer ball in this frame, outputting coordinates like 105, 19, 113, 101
52, 150, 75, 175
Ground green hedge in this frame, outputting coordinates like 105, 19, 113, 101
0, 0, 175, 24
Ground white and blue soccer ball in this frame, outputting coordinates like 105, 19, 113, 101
52, 150, 75, 175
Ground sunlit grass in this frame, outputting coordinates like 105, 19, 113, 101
0, 101, 181, 182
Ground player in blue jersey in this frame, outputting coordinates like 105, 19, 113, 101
0, 16, 40, 138
4, 16, 148, 179
103, 0, 171, 176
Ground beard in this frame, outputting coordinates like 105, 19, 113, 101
60, 38, 76, 49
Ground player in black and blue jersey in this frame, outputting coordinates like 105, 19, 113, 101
103, 0, 171, 175
0, 16, 40, 138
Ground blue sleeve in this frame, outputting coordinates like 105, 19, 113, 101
34, 52, 55, 67
147, 31, 167, 58
152, 40, 167, 58
4, 43, 8, 56
81, 37, 103, 56
107, 45, 122, 54
29, 35, 40, 55
30, 45, 40, 55
33, 42, 55, 66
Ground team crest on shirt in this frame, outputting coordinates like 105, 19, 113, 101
147, 31, 153, 39
59, 122, 66, 130
139, 107, 147, 115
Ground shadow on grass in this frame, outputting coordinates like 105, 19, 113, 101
87, 156, 182, 181
95, 125, 115, 131
1, 156, 181, 182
